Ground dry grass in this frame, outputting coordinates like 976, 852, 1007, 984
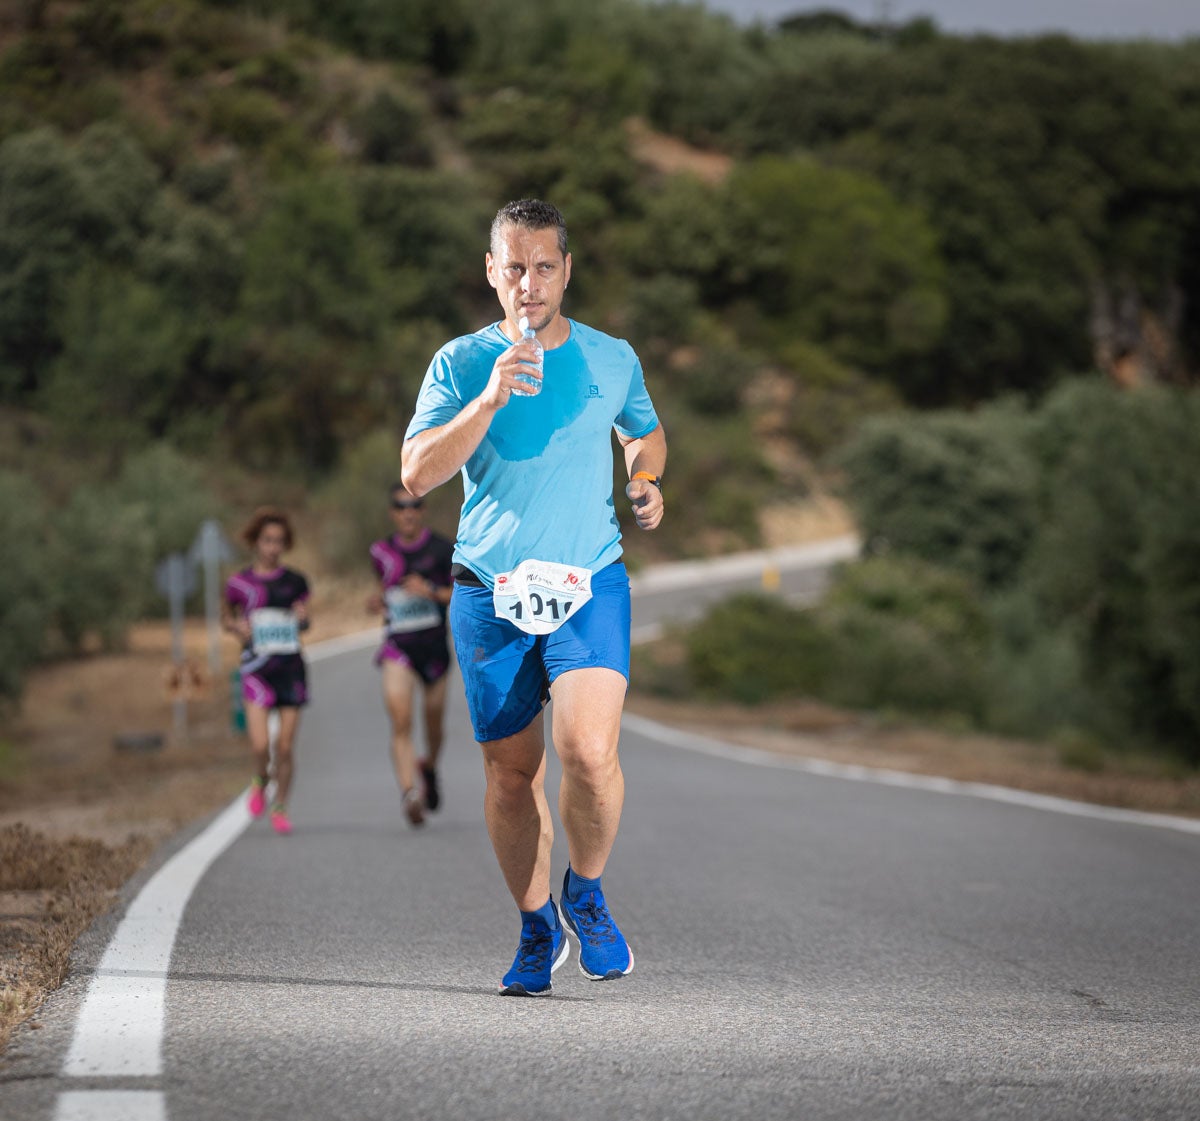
0, 823, 155, 1054
0, 583, 377, 1058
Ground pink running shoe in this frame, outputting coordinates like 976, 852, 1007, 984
247, 778, 267, 818
270, 805, 293, 835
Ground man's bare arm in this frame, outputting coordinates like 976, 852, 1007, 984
619, 422, 667, 480
402, 398, 500, 497
401, 341, 539, 496
618, 422, 667, 531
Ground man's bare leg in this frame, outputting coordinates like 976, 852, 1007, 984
549, 667, 634, 979
550, 667, 627, 878
480, 712, 553, 911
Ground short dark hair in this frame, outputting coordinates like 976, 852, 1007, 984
490, 199, 568, 258
241, 506, 293, 549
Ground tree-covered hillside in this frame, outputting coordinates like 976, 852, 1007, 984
2, 0, 1199, 707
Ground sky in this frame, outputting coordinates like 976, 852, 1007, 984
691, 1, 1200, 39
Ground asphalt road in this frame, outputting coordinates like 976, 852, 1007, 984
4, 538, 1200, 1121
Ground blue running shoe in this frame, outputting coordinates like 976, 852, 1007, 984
560, 868, 634, 981
499, 902, 569, 996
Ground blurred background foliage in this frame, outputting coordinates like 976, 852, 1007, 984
649, 381, 1200, 765
0, 0, 1198, 768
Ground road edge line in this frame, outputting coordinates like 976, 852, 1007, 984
622, 711, 1200, 837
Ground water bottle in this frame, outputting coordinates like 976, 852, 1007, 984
514, 316, 543, 396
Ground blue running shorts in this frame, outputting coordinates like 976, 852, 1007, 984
450, 561, 631, 743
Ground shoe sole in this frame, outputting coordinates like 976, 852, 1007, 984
560, 910, 635, 981
498, 912, 570, 996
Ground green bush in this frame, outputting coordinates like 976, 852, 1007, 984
816, 555, 991, 718
621, 274, 700, 357
40, 270, 196, 448
684, 593, 831, 704
983, 588, 1090, 740
205, 87, 288, 147
1024, 380, 1200, 759
673, 319, 757, 416
837, 403, 1037, 589
19, 445, 222, 650
108, 444, 224, 562
833, 379, 1200, 761
0, 471, 53, 699
353, 88, 434, 167
777, 340, 899, 460
49, 485, 155, 651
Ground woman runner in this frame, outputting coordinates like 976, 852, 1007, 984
223, 507, 311, 835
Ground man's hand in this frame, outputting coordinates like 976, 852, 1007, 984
626, 477, 664, 530
483, 342, 542, 408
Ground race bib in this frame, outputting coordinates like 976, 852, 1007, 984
385, 585, 442, 634
492, 559, 592, 636
249, 607, 300, 655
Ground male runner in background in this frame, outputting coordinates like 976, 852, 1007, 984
367, 483, 454, 826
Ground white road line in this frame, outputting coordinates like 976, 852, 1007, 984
61, 795, 250, 1079
622, 712, 1200, 837
57, 1091, 165, 1121
56, 629, 378, 1118
304, 629, 379, 662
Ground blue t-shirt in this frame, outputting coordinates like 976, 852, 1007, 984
405, 319, 659, 586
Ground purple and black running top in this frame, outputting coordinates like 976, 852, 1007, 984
225, 566, 310, 677
369, 529, 454, 637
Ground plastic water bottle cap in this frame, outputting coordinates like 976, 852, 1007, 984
518, 316, 531, 335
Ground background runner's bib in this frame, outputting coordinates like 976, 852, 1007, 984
249, 607, 300, 655
492, 559, 592, 636
385, 585, 442, 634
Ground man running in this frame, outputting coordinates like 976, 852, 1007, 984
222, 507, 311, 836
367, 483, 454, 826
401, 198, 666, 995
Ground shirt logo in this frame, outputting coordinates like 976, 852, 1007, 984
587, 385, 603, 399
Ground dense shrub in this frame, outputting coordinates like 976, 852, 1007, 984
1023, 380, 1200, 758
49, 486, 155, 651
352, 89, 434, 167
830, 379, 1200, 760
0, 472, 53, 699
984, 588, 1089, 740
685, 593, 830, 705
837, 404, 1037, 589
107, 445, 224, 568
776, 340, 899, 460
682, 556, 990, 718
816, 555, 990, 718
